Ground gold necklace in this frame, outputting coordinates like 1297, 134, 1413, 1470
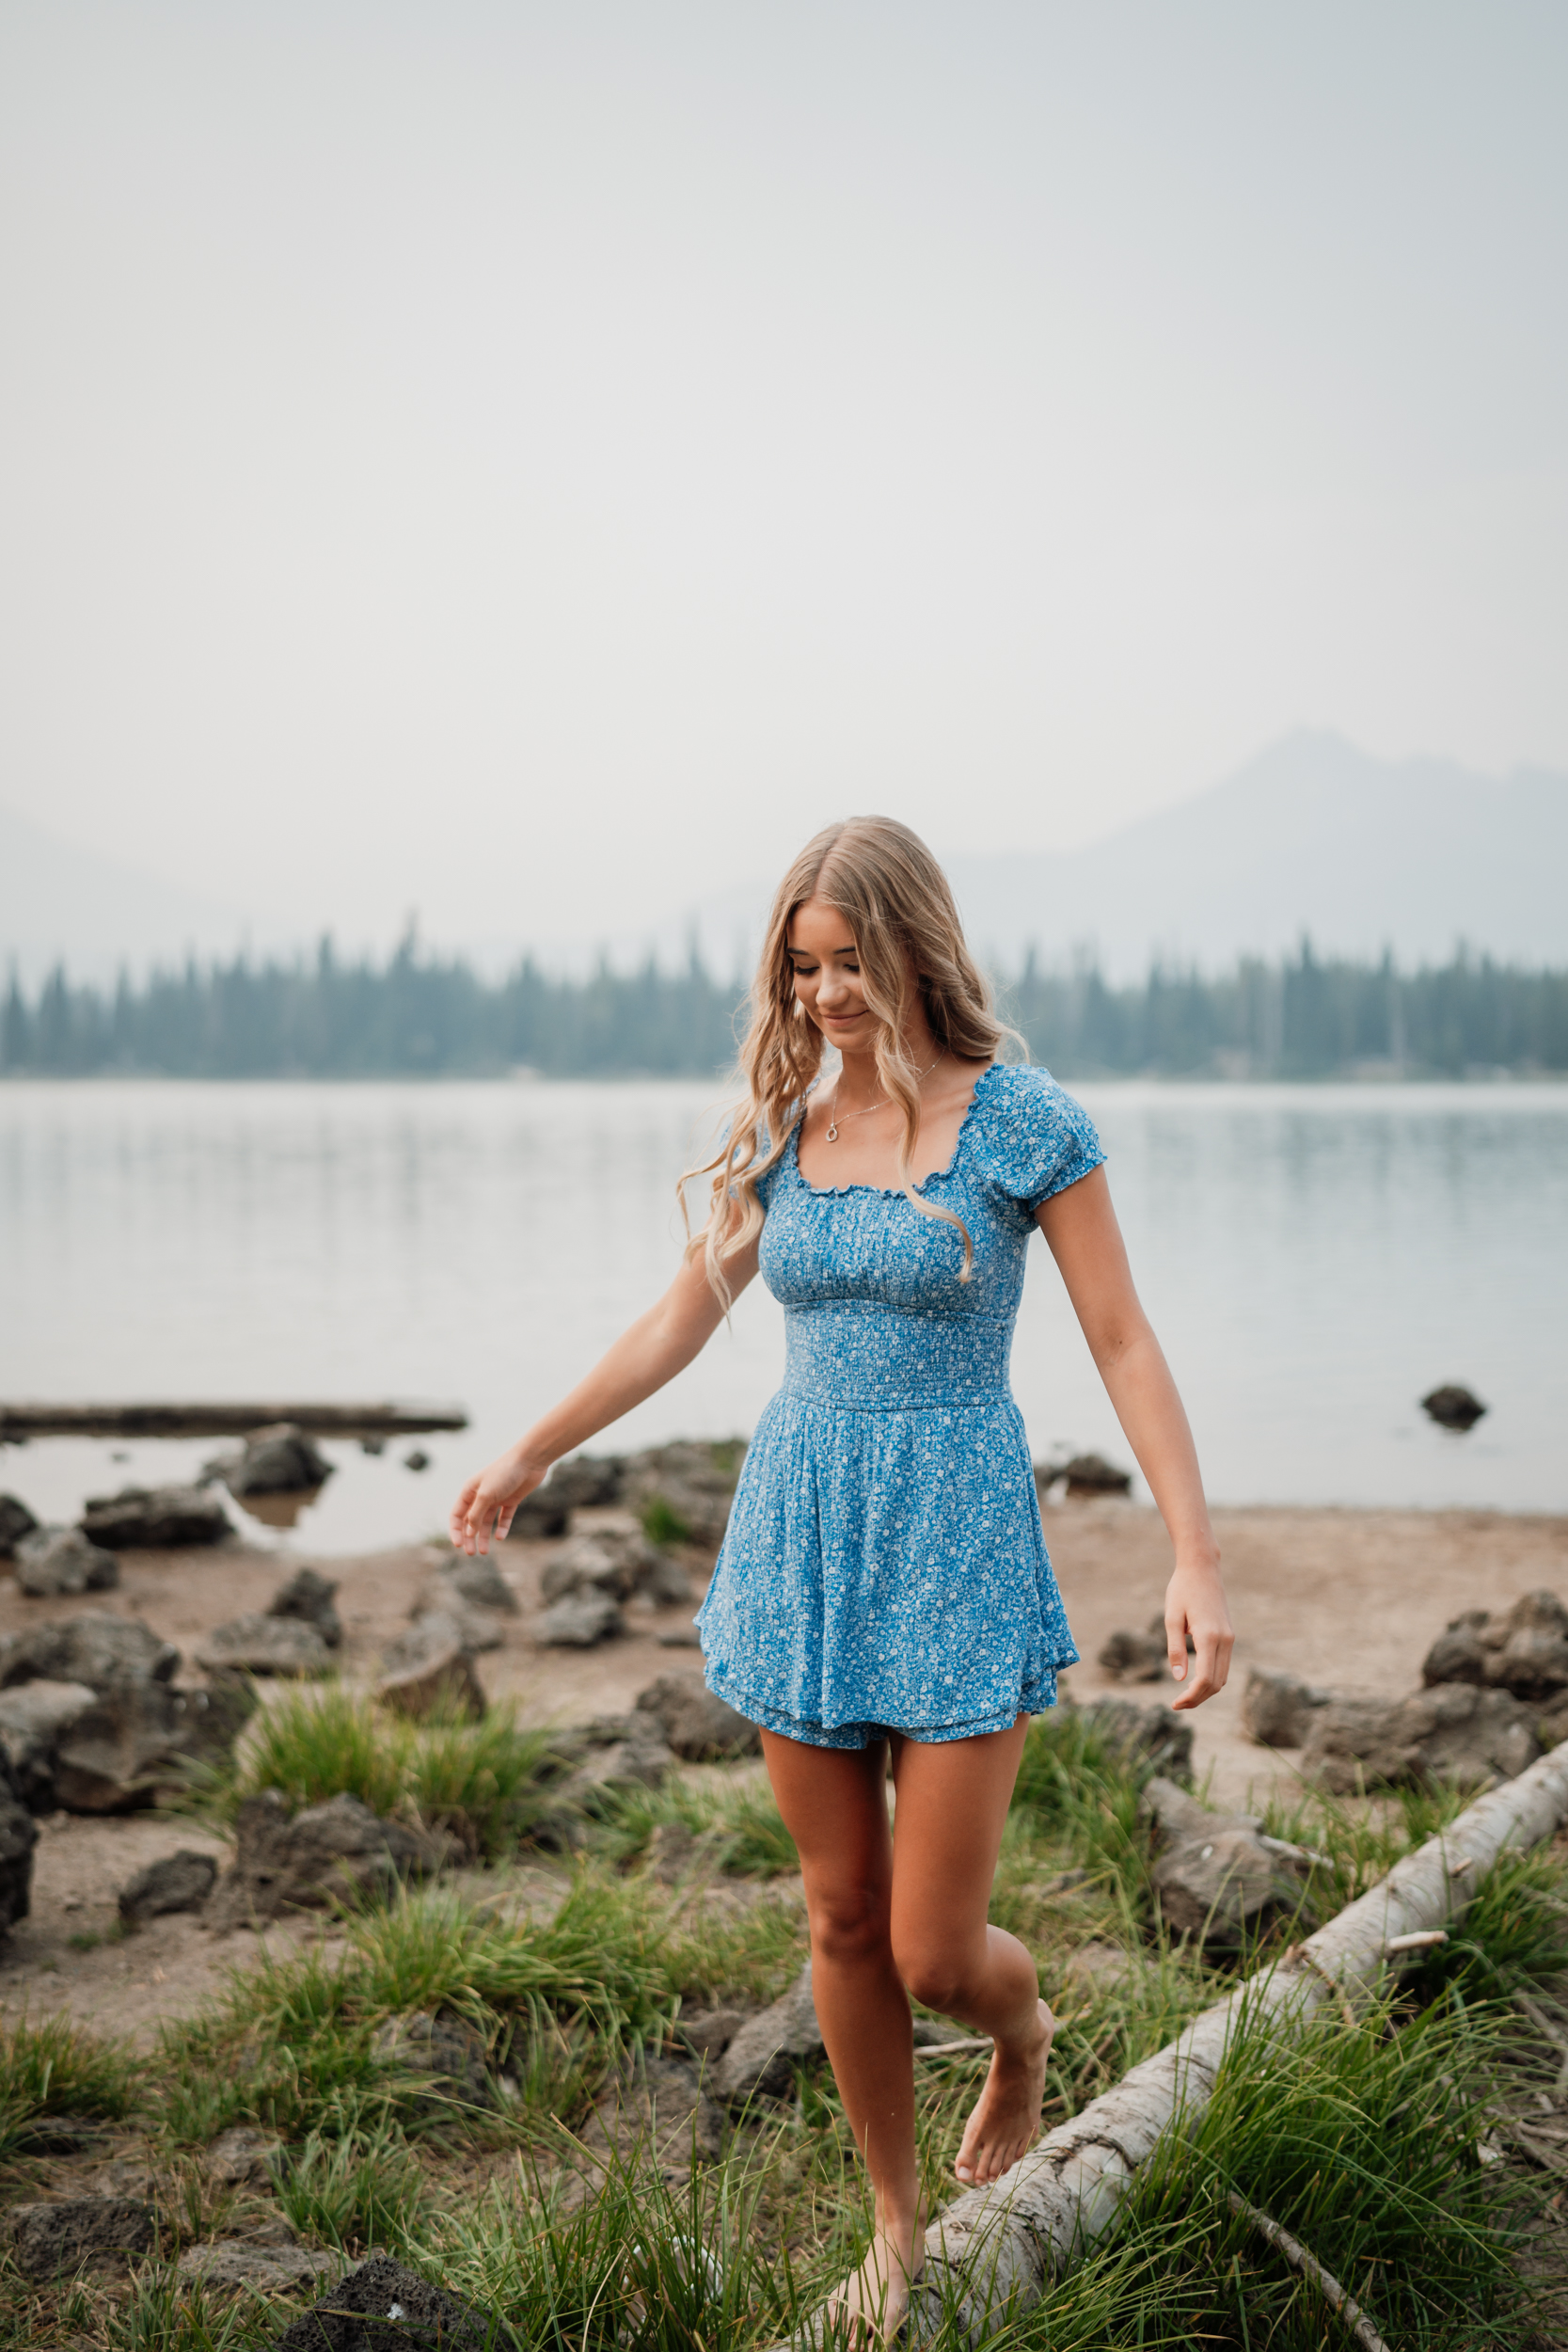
825, 1056, 942, 1143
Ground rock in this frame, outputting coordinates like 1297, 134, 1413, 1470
658, 1624, 703, 1648
267, 1566, 342, 1647
204, 2124, 283, 2186
561, 2054, 724, 2201
195, 1613, 332, 1677
119, 1849, 218, 1922
1143, 1777, 1313, 1948
640, 1552, 695, 1608
1421, 1613, 1489, 1688
622, 1441, 743, 1548
1060, 1940, 1138, 1995
1097, 1627, 1167, 1683
541, 1530, 644, 1605
271, 2252, 519, 2352
5, 2197, 160, 2278
1421, 1383, 1487, 1431
209, 1422, 332, 1497
404, 1449, 430, 1471
1073, 1695, 1195, 1783
438, 1555, 517, 1614
1241, 1668, 1333, 1748
371, 2010, 494, 2110
536, 1590, 623, 1647
79, 1485, 230, 1548
714, 1961, 824, 2102
0, 1611, 179, 1692
1486, 1592, 1568, 1701
1301, 1684, 1541, 1796
645, 1820, 700, 1883
0, 1493, 40, 1555
0, 1781, 37, 1931
676, 2005, 749, 2059
1059, 1452, 1133, 1497
0, 1679, 99, 1810
635, 1673, 760, 1761
504, 1493, 570, 1539
206, 1789, 449, 1930
13, 1526, 119, 1597
376, 1613, 485, 1720
558, 1713, 674, 1802
55, 1678, 257, 1814
544, 1454, 626, 1511
179, 2240, 338, 2292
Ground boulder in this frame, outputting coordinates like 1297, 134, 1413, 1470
635, 1673, 760, 1761
1421, 1611, 1489, 1688
1059, 1452, 1133, 1497
1436, 1592, 1568, 1702
438, 1554, 517, 1614
1241, 1668, 1333, 1749
376, 1613, 485, 1720
371, 2010, 494, 2110
1073, 1694, 1195, 1783
5, 2197, 161, 2278
271, 2253, 519, 2352
0, 1493, 40, 1556
13, 1526, 119, 1597
205, 1789, 449, 1930
0, 1612, 179, 1692
119, 1848, 218, 1923
1421, 1383, 1487, 1431
55, 1677, 256, 1814
1143, 1777, 1313, 1947
543, 1454, 626, 1511
640, 1552, 695, 1608
179, 2240, 338, 2292
0, 1680, 99, 1810
266, 1566, 342, 1647
676, 2005, 749, 2060
0, 1779, 37, 1931
1301, 1683, 1541, 1795
622, 1441, 742, 1547
541, 1529, 649, 1605
79, 1486, 230, 1549
204, 2124, 283, 2186
536, 1590, 623, 1647
1096, 1627, 1167, 1683
209, 1422, 332, 1497
504, 1493, 570, 1540
714, 1962, 824, 2102
557, 1712, 674, 1802
194, 1613, 332, 1677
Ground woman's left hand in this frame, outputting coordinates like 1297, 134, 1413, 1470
1164, 1560, 1234, 1710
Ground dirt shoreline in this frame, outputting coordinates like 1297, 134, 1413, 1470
2, 1500, 1565, 2048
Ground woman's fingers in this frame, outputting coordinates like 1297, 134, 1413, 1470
1170, 1624, 1234, 1710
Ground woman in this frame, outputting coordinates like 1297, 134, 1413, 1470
452, 816, 1233, 2342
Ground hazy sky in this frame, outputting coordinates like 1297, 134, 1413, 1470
2, 2, 1563, 955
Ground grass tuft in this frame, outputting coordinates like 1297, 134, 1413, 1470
0, 2012, 136, 2161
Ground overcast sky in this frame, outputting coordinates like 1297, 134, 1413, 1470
1, 2, 1563, 957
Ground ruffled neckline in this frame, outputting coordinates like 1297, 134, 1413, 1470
787, 1060, 1001, 1200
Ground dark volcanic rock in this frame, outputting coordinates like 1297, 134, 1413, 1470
1301, 1683, 1541, 1796
1241, 1668, 1333, 1749
371, 2010, 494, 2111
0, 1779, 38, 1931
714, 1963, 824, 2103
79, 1485, 230, 1548
1421, 1383, 1488, 1431
555, 1711, 674, 1804
6, 2196, 160, 2278
0, 1612, 178, 1692
0, 1679, 99, 1810
207, 1789, 448, 1929
119, 1848, 219, 1922
1097, 1626, 1168, 1682
210, 1422, 332, 1496
204, 2124, 283, 2185
180, 2239, 338, 2292
195, 1613, 332, 1677
504, 1493, 569, 1539
266, 1565, 343, 1647
1074, 1694, 1195, 1783
1143, 1777, 1314, 1948
536, 1589, 623, 1647
1059, 1452, 1133, 1497
635, 1673, 760, 1761
54, 1677, 256, 1814
14, 1526, 119, 1597
438, 1555, 517, 1614
376, 1613, 485, 1719
271, 2252, 518, 2352
0, 1494, 40, 1556
621, 1440, 742, 1546
546, 1453, 626, 1510
1422, 1593, 1568, 1702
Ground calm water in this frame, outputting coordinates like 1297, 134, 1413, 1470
1, 1079, 1563, 1552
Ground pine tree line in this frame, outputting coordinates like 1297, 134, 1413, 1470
3, 936, 1565, 1080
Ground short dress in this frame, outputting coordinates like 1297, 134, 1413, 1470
696, 1060, 1106, 1748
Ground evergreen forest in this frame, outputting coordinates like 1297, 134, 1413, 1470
3, 936, 1565, 1080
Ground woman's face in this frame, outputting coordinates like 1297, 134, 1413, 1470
785, 897, 872, 1048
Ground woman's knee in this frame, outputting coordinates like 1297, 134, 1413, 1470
805, 1873, 892, 1965
892, 1932, 977, 2015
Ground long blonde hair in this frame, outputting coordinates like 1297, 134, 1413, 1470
682, 816, 1015, 1304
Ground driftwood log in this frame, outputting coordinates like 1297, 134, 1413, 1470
0, 1402, 467, 1440
902, 1739, 1568, 2348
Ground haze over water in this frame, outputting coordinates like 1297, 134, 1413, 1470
1, 1078, 1562, 1552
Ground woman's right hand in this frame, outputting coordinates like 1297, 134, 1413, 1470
449, 1444, 549, 1556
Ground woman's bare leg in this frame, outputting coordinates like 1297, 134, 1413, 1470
760, 1730, 924, 2338
887, 1719, 1055, 2185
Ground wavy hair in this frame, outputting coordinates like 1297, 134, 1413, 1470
681, 816, 1017, 1304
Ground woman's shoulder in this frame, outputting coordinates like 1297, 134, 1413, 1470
967, 1060, 1105, 1207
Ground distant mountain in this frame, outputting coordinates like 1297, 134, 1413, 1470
941, 733, 1568, 978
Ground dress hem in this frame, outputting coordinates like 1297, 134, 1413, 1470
703, 1661, 1073, 1749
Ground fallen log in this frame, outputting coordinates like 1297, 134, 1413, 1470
0, 1402, 467, 1442
908, 1739, 1568, 2348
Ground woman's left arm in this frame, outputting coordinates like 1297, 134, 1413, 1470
1036, 1166, 1233, 1710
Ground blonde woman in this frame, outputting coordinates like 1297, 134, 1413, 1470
453, 817, 1233, 2342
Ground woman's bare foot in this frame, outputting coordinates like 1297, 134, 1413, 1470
952, 1999, 1054, 2185
821, 2204, 927, 2346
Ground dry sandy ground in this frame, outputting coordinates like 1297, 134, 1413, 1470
2, 1502, 1566, 2050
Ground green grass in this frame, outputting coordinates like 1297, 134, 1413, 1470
212, 1682, 565, 1861
272, 2099, 435, 2255
592, 1771, 800, 1879
0, 2011, 136, 2162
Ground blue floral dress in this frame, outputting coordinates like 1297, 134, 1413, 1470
697, 1061, 1105, 1747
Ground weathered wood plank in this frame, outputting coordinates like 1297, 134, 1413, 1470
0, 1402, 467, 1440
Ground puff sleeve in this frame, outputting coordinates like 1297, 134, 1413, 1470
972, 1064, 1105, 1213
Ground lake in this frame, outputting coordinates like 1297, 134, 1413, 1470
1, 1078, 1563, 1552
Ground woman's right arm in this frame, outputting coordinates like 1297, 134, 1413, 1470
450, 1223, 761, 1555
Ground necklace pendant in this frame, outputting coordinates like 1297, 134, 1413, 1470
825, 1120, 839, 1142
